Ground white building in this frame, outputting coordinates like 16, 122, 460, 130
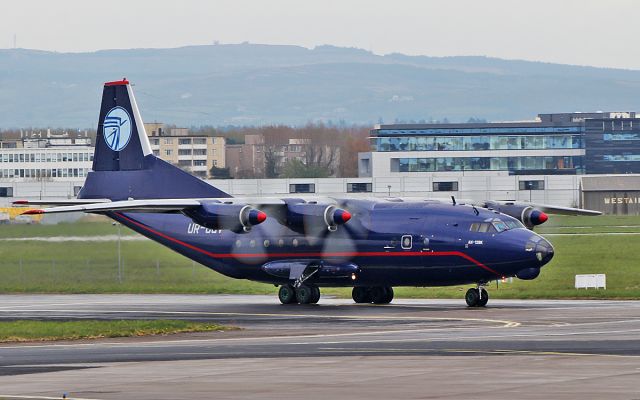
0, 132, 93, 182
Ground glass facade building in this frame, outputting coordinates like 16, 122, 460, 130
359, 112, 640, 177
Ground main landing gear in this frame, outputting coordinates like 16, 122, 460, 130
465, 286, 489, 307
352, 286, 394, 304
278, 284, 320, 305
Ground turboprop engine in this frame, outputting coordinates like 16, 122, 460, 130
183, 202, 266, 233
283, 200, 351, 234
484, 201, 548, 229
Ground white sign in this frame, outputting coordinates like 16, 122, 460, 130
575, 274, 606, 290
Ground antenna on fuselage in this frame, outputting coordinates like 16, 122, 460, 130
472, 206, 479, 216
451, 196, 456, 205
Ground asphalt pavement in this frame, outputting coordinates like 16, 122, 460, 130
0, 294, 639, 399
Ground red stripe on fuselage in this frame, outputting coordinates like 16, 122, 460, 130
114, 213, 501, 276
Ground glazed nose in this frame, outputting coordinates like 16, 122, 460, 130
535, 238, 554, 266
525, 235, 554, 266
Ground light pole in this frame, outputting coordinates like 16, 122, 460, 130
387, 185, 391, 197
113, 222, 122, 283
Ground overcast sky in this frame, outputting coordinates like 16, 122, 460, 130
2, 0, 638, 69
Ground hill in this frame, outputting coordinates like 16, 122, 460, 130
1, 44, 639, 128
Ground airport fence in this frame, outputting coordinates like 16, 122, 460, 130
0, 257, 270, 293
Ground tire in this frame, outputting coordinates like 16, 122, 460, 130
296, 285, 314, 304
352, 287, 372, 303
278, 285, 297, 304
371, 287, 389, 304
381, 286, 394, 304
477, 288, 489, 307
309, 286, 321, 304
465, 288, 480, 307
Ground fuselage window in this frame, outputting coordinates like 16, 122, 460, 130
249, 240, 256, 248
263, 240, 270, 248
278, 239, 284, 247
235, 240, 242, 248
469, 223, 480, 232
292, 238, 299, 247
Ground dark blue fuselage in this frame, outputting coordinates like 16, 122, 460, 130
109, 199, 553, 288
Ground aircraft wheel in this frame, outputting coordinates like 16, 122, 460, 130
477, 288, 489, 307
296, 284, 315, 304
309, 286, 321, 304
278, 284, 297, 304
465, 288, 480, 307
352, 287, 372, 303
371, 287, 390, 304
381, 286, 394, 304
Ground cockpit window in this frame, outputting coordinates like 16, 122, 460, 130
470, 222, 495, 233
505, 219, 524, 230
492, 220, 508, 233
470, 218, 523, 233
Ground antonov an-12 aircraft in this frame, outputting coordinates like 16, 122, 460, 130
15, 80, 601, 306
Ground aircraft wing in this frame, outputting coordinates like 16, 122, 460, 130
481, 200, 602, 216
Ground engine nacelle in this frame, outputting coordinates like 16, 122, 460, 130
284, 201, 351, 234
184, 202, 266, 233
485, 202, 548, 229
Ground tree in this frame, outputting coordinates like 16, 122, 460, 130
281, 158, 330, 178
263, 146, 280, 178
209, 165, 231, 179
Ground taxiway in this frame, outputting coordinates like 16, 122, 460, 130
0, 294, 639, 399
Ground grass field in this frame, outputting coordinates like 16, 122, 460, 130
0, 319, 234, 342
0, 215, 639, 299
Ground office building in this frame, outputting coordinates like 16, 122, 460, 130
359, 112, 640, 178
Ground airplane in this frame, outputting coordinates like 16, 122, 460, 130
14, 79, 601, 307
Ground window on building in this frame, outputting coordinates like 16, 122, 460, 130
153, 150, 159, 156
433, 181, 458, 192
73, 186, 82, 196
164, 138, 173, 145
289, 183, 315, 194
178, 149, 192, 155
193, 149, 207, 156
193, 138, 207, 145
150, 139, 160, 146
193, 160, 207, 166
178, 160, 192, 166
165, 149, 173, 156
347, 183, 372, 193
519, 180, 545, 190
0, 187, 13, 197
179, 138, 192, 145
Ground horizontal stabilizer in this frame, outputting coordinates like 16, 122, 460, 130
13, 199, 111, 206
19, 198, 202, 215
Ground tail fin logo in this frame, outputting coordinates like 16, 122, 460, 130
103, 106, 132, 151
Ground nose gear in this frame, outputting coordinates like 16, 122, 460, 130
465, 285, 489, 307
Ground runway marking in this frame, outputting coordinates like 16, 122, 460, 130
319, 347, 640, 359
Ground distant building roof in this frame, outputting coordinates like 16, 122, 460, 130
582, 175, 640, 191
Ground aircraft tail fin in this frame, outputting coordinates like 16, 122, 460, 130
78, 79, 230, 200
